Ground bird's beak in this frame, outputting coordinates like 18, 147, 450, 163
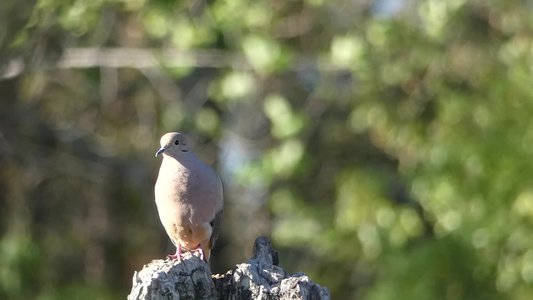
155, 147, 167, 157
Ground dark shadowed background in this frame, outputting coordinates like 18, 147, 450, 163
1, 0, 533, 299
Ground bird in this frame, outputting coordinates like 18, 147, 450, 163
154, 132, 223, 262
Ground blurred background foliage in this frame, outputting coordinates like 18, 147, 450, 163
1, 0, 533, 299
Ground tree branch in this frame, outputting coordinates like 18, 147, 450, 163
1, 48, 251, 79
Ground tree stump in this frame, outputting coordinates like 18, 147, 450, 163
128, 237, 330, 300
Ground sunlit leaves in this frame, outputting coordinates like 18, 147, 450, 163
243, 3, 272, 29
335, 169, 424, 255
263, 94, 306, 138
270, 188, 323, 246
143, 8, 172, 38
265, 138, 304, 178
161, 100, 184, 130
242, 35, 292, 74
218, 71, 256, 100
170, 21, 215, 49
335, 170, 386, 231
195, 108, 220, 135
330, 35, 364, 68
418, 0, 466, 38
513, 190, 533, 220
497, 226, 533, 293
62, 1, 103, 33
0, 233, 40, 298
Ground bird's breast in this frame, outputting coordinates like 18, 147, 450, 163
154, 158, 222, 224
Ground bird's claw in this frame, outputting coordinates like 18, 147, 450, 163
167, 245, 183, 261
191, 248, 205, 260
167, 253, 182, 261
166, 245, 205, 261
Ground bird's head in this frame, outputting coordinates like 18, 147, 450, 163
156, 132, 190, 158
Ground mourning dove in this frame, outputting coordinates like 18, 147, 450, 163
154, 132, 223, 262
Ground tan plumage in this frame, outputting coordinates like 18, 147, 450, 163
154, 132, 223, 262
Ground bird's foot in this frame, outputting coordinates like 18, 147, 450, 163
167, 246, 183, 261
167, 253, 181, 261
166, 245, 205, 261
190, 247, 205, 261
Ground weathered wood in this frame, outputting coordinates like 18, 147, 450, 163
128, 237, 330, 300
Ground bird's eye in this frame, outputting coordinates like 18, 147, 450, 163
175, 140, 180, 145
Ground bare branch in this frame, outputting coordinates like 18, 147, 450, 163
1, 48, 252, 79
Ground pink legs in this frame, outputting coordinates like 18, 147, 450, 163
190, 248, 205, 261
167, 245, 183, 260
167, 245, 205, 261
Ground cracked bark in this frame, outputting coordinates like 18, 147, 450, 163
128, 237, 330, 300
